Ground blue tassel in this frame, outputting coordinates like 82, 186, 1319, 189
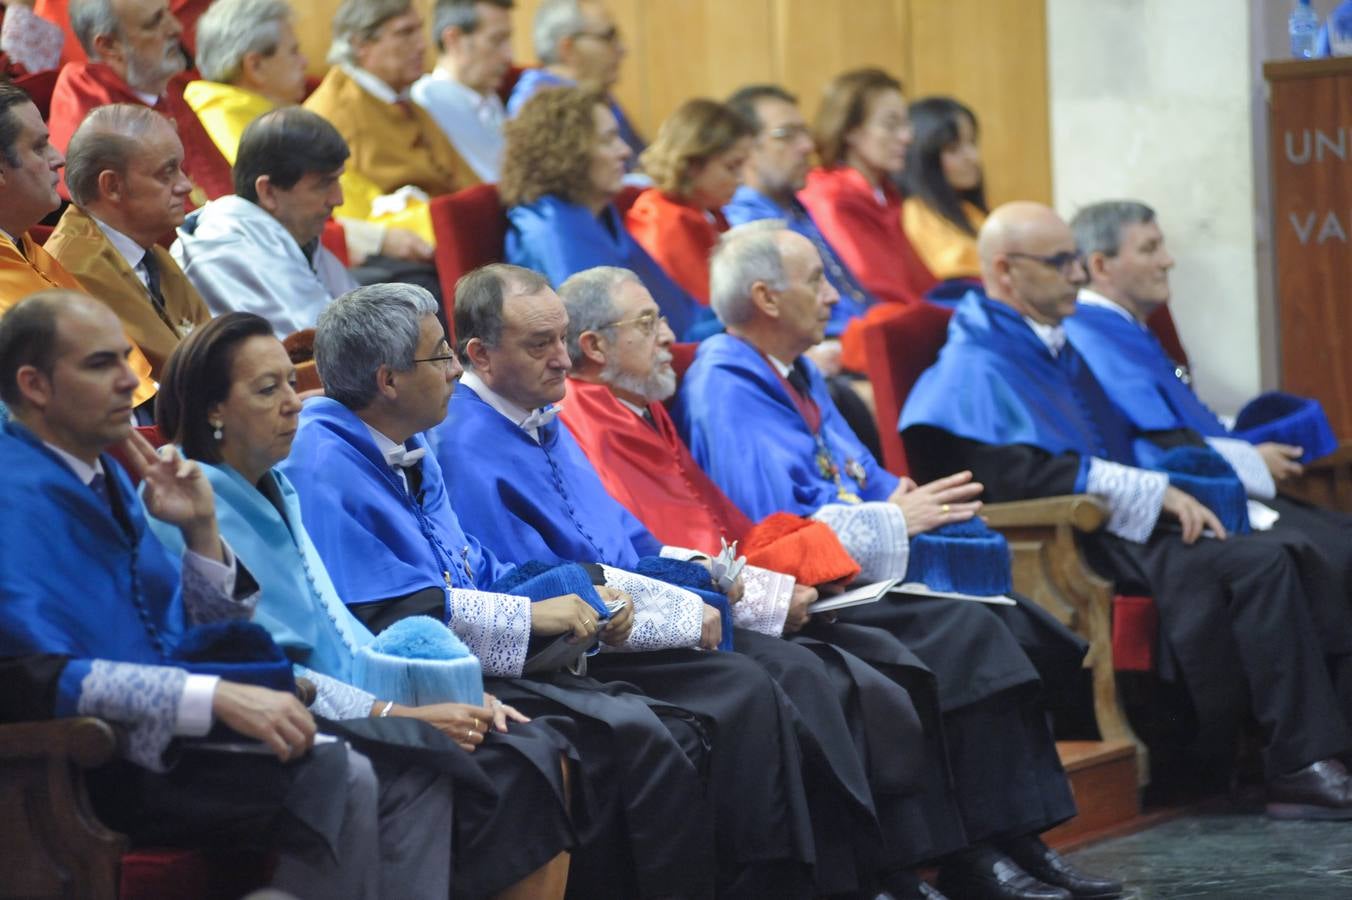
1234, 392, 1338, 464
489, 562, 609, 619
634, 557, 715, 592
1153, 446, 1251, 534
904, 520, 1011, 595
353, 616, 484, 706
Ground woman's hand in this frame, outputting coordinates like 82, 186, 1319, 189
389, 700, 496, 752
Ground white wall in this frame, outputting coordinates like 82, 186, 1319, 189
1047, 0, 1263, 416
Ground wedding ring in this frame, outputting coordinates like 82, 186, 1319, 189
941, 504, 951, 513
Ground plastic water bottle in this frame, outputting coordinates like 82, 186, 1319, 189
1290, 0, 1320, 58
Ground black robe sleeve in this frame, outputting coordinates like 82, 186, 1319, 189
0, 655, 68, 723
903, 425, 1083, 503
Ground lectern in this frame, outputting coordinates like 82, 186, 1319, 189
1265, 57, 1352, 437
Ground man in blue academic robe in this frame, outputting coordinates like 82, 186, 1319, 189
674, 222, 1121, 899
901, 201, 1352, 820
0, 290, 455, 899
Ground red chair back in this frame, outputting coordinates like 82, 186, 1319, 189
613, 185, 644, 216
669, 342, 697, 381
104, 425, 168, 486
1145, 304, 1190, 369
429, 184, 508, 344
860, 302, 955, 476
14, 69, 59, 120
497, 65, 527, 104
28, 224, 53, 246
320, 219, 349, 267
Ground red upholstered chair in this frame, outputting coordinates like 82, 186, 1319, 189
28, 224, 54, 246
613, 185, 644, 216
860, 305, 1147, 776
1145, 304, 1189, 370
497, 65, 527, 104
429, 184, 509, 345
320, 220, 350, 267
14, 69, 60, 119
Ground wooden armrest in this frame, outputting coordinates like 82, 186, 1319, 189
982, 494, 1108, 532
0, 718, 119, 768
1304, 439, 1352, 472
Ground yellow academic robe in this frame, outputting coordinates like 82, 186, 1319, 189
181, 80, 275, 165
0, 231, 158, 405
44, 205, 211, 378
901, 197, 986, 281
304, 66, 480, 245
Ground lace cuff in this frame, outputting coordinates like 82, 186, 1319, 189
1206, 436, 1277, 499
812, 501, 910, 581
298, 665, 378, 720
0, 6, 64, 73
732, 565, 794, 636
597, 565, 703, 652
447, 588, 532, 677
182, 544, 257, 626
337, 217, 384, 266
1086, 457, 1168, 543
77, 660, 188, 772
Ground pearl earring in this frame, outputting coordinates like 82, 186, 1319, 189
212, 422, 223, 441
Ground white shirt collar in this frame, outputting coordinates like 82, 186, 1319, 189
765, 354, 794, 378
1078, 287, 1143, 326
90, 214, 150, 273
458, 369, 559, 442
133, 88, 161, 106
1023, 317, 1067, 357
615, 395, 647, 417
342, 63, 407, 104
361, 421, 424, 466
44, 440, 104, 485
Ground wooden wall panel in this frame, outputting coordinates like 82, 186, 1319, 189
295, 0, 1051, 204
908, 0, 1051, 205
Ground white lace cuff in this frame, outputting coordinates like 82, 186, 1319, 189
182, 543, 257, 626
77, 660, 188, 772
732, 565, 794, 636
811, 501, 910, 582
1206, 436, 1276, 499
447, 588, 532, 678
0, 5, 64, 73
338, 217, 384, 266
597, 564, 703, 652
298, 665, 378, 720
1086, 457, 1168, 543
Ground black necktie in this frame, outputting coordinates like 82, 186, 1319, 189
640, 408, 658, 431
786, 364, 811, 398
89, 472, 110, 505
140, 251, 167, 316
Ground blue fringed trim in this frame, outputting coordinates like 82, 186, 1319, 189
1234, 392, 1338, 464
354, 616, 484, 706
489, 561, 608, 619
170, 621, 296, 694
634, 556, 716, 592
904, 520, 1011, 595
1153, 446, 1251, 535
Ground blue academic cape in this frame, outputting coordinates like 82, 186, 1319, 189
723, 185, 874, 337
505, 195, 711, 341
900, 292, 1142, 489
1064, 301, 1227, 442
672, 333, 899, 521
280, 397, 512, 614
150, 461, 375, 687
0, 419, 186, 713
434, 382, 662, 570
505, 68, 645, 160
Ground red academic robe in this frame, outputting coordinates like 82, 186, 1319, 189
48, 63, 234, 204
624, 189, 728, 305
560, 378, 753, 551
34, 0, 212, 67
799, 166, 939, 371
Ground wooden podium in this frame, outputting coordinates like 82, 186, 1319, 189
1265, 57, 1352, 437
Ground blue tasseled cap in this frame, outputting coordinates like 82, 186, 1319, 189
1233, 392, 1338, 464
904, 520, 1012, 596
1154, 446, 1250, 534
171, 620, 296, 694
353, 616, 484, 706
489, 561, 609, 619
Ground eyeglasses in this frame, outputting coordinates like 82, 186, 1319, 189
602, 312, 667, 337
574, 26, 621, 45
412, 344, 460, 369
1006, 250, 1085, 277
765, 124, 812, 143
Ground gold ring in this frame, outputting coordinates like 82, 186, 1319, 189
941, 504, 951, 513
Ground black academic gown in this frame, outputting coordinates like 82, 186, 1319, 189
905, 424, 1352, 778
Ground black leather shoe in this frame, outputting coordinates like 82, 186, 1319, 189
1000, 835, 1123, 899
936, 846, 1071, 900
1267, 758, 1352, 820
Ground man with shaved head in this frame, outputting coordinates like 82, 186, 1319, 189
903, 202, 1352, 820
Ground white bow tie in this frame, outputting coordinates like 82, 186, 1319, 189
384, 445, 426, 469
520, 404, 560, 432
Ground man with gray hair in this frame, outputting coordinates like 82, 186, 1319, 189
304, 0, 479, 260
504, 0, 643, 160
49, 0, 235, 200
412, 0, 515, 182
45, 102, 210, 378
281, 280, 727, 900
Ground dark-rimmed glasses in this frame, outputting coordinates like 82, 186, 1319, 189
1006, 251, 1085, 277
